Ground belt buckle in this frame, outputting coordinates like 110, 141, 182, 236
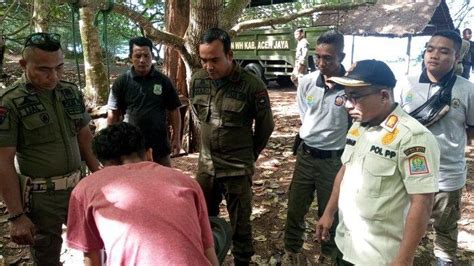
53, 178, 67, 190
67, 172, 80, 188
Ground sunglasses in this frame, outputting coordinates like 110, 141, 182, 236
24, 33, 61, 48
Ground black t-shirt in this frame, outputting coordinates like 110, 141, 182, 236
107, 67, 181, 156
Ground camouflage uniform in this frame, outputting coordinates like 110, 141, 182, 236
0, 75, 90, 265
191, 64, 274, 264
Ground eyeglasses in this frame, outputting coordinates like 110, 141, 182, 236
340, 90, 380, 105
24, 33, 61, 48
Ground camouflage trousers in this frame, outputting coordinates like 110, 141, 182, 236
196, 173, 254, 263
284, 144, 341, 257
28, 189, 71, 266
432, 188, 462, 261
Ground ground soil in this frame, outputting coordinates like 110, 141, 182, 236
0, 55, 473, 265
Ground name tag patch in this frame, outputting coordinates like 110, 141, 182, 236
409, 155, 429, 175
193, 79, 211, 95
13, 95, 46, 117
346, 138, 356, 146
370, 145, 396, 158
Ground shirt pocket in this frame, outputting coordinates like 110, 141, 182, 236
355, 154, 397, 221
65, 112, 86, 136
221, 98, 246, 127
361, 154, 397, 197
191, 94, 210, 122
21, 113, 56, 145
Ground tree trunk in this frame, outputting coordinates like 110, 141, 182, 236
32, 0, 49, 32
78, 6, 108, 106
164, 0, 191, 151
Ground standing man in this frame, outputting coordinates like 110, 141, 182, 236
0, 32, 99, 265
291, 28, 310, 86
107, 36, 181, 167
317, 59, 440, 265
462, 28, 473, 79
191, 28, 274, 266
395, 30, 474, 265
454, 29, 470, 79
67, 122, 218, 266
283, 30, 348, 264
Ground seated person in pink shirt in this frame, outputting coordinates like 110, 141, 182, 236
66, 122, 218, 266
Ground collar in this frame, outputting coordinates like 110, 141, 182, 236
20, 74, 42, 94
379, 104, 403, 133
315, 65, 346, 90
212, 62, 241, 85
130, 66, 160, 79
227, 62, 241, 83
419, 68, 454, 85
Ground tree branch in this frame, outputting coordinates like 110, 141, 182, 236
230, 2, 369, 36
0, 0, 19, 27
219, 0, 250, 31
112, 4, 184, 49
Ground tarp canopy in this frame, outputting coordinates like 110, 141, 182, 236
315, 0, 455, 37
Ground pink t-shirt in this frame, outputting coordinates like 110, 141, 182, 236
66, 161, 214, 265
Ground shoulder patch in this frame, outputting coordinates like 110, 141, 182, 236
255, 90, 270, 109
409, 155, 429, 175
404, 146, 426, 156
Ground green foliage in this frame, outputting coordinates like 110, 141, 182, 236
0, 0, 165, 56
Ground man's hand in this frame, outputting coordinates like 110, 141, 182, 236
10, 214, 36, 245
315, 213, 334, 242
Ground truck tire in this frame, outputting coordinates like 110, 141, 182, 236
244, 63, 265, 82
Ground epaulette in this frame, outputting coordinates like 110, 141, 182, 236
0, 83, 19, 98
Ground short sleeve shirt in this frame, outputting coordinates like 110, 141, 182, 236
0, 75, 90, 178
394, 72, 474, 190
107, 67, 181, 156
336, 105, 440, 265
297, 69, 348, 150
66, 161, 213, 265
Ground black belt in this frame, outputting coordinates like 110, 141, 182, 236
302, 143, 343, 159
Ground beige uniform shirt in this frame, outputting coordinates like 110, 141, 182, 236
336, 105, 439, 265
0, 75, 90, 178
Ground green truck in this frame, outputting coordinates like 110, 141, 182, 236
232, 26, 329, 85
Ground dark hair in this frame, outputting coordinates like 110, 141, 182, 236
463, 28, 472, 35
92, 122, 147, 165
200, 28, 231, 54
129, 36, 153, 57
295, 28, 304, 34
432, 30, 462, 53
316, 30, 344, 54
